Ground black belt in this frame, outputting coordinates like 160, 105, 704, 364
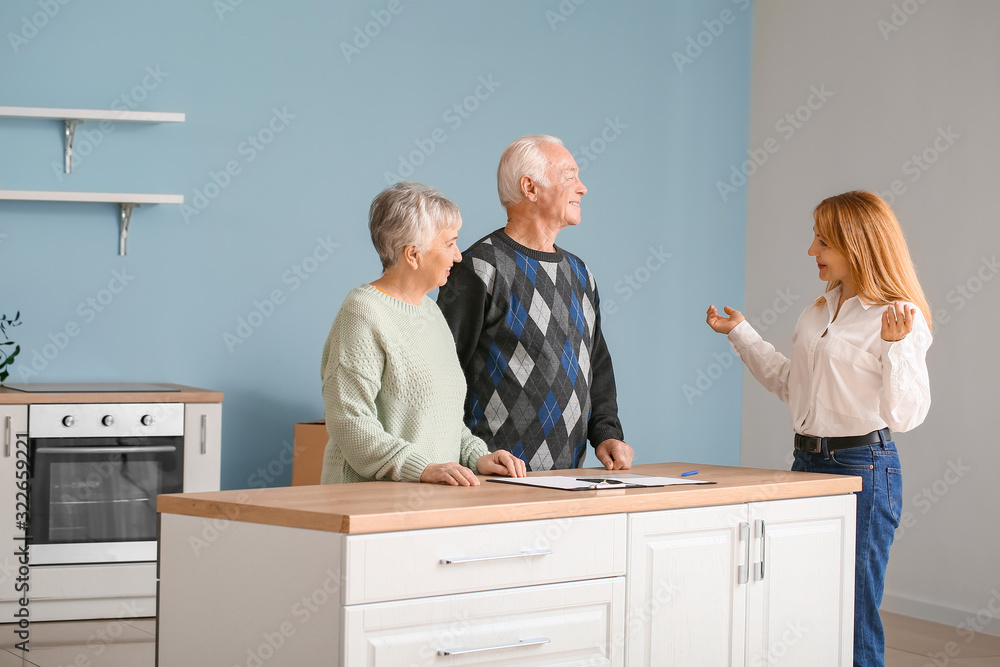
794, 428, 890, 455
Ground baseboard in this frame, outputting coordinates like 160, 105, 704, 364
882, 591, 1000, 638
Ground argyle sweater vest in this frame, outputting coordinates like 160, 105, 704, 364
438, 230, 624, 471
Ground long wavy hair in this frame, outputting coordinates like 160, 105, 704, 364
814, 190, 932, 330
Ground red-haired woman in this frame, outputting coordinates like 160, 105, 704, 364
707, 191, 932, 667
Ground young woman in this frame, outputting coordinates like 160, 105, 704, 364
706, 190, 932, 667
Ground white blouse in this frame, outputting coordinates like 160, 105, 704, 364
727, 286, 932, 437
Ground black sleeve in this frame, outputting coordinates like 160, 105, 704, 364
587, 284, 625, 448
436, 257, 487, 374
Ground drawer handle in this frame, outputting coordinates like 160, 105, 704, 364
437, 637, 550, 656
439, 548, 552, 565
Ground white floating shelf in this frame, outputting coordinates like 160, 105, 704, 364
0, 189, 183, 204
0, 189, 184, 255
0, 106, 185, 123
0, 105, 185, 173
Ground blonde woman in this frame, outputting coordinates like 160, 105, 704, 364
706, 191, 931, 667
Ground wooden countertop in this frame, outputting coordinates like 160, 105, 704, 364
157, 462, 861, 535
0, 383, 222, 404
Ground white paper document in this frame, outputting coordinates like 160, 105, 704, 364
487, 473, 715, 491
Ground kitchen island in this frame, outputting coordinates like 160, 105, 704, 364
156, 462, 860, 666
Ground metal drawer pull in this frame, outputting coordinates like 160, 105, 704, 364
437, 637, 550, 656
440, 548, 552, 565
4, 416, 10, 457
35, 446, 177, 455
200, 414, 207, 455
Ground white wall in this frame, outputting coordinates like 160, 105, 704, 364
744, 0, 1000, 636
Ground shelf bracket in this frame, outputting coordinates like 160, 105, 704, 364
64, 119, 80, 173
119, 203, 139, 256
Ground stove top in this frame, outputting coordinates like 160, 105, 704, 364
3, 383, 180, 393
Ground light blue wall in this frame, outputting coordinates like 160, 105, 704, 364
0, 0, 751, 489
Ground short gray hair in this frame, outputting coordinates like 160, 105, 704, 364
497, 135, 564, 208
369, 182, 461, 270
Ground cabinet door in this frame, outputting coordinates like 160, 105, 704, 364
343, 578, 624, 666
627, 504, 749, 667
0, 405, 28, 605
183, 403, 221, 492
746, 495, 856, 667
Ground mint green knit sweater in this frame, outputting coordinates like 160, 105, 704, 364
320, 284, 489, 484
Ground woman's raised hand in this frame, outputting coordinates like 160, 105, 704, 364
706, 305, 745, 335
881, 302, 915, 342
477, 450, 527, 478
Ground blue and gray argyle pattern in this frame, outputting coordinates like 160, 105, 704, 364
462, 235, 600, 470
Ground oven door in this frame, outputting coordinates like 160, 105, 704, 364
28, 436, 183, 565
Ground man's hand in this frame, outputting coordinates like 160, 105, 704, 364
420, 462, 480, 486
595, 439, 634, 470
881, 302, 915, 342
477, 450, 527, 478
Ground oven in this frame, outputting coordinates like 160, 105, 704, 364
27, 403, 184, 565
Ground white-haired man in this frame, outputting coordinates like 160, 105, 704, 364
437, 135, 634, 471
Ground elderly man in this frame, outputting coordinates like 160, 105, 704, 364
437, 135, 633, 471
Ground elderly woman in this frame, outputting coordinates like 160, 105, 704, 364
320, 182, 526, 485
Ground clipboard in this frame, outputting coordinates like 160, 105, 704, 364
487, 472, 716, 491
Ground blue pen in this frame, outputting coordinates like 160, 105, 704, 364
680, 470, 699, 477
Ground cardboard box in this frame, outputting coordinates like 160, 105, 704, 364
292, 420, 327, 486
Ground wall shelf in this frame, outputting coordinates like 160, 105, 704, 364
0, 106, 185, 173
0, 189, 184, 256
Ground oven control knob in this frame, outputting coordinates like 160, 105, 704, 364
62, 415, 75, 427
102, 415, 115, 427
140, 414, 154, 426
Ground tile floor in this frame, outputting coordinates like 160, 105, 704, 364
0, 611, 997, 665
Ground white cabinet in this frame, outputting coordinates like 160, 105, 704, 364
157, 486, 858, 666
183, 403, 222, 492
627, 495, 856, 667
344, 579, 624, 666
0, 405, 28, 603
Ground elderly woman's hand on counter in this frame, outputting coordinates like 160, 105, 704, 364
420, 450, 526, 486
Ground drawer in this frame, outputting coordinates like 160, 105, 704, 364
343, 514, 626, 604
343, 578, 625, 666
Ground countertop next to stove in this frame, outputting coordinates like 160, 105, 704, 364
0, 383, 223, 404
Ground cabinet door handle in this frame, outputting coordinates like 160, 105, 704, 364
440, 548, 552, 565
200, 414, 207, 455
437, 637, 550, 656
3, 416, 10, 457
753, 519, 766, 581
738, 521, 749, 585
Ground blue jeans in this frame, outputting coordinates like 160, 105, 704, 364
792, 433, 902, 667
